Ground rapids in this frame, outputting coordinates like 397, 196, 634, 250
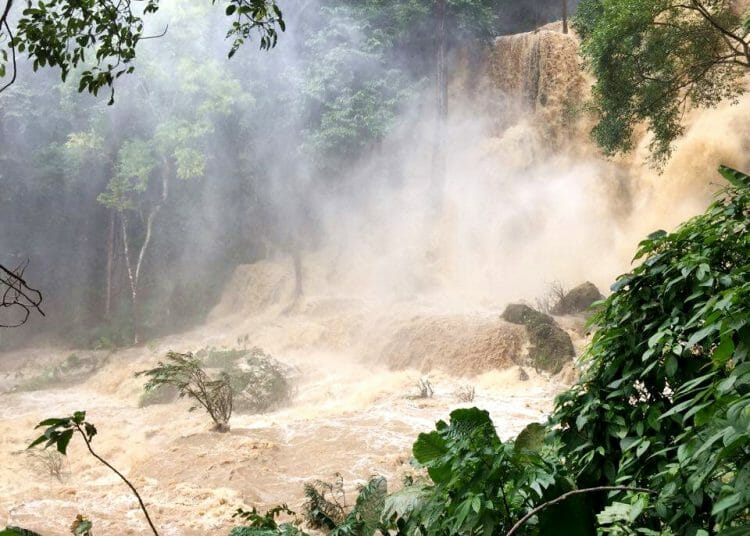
3, 22, 750, 535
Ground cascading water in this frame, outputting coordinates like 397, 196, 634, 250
3, 21, 750, 535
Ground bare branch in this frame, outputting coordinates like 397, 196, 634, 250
0, 260, 44, 328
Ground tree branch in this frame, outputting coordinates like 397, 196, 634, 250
0, 260, 44, 327
0, 16, 17, 93
505, 486, 655, 536
0, 0, 12, 30
75, 423, 160, 536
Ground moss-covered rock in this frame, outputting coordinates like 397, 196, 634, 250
550, 281, 604, 315
501, 303, 575, 374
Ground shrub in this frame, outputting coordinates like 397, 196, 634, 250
137, 351, 233, 432
25, 447, 67, 481
230, 348, 295, 414
534, 280, 567, 314
453, 383, 476, 403
553, 167, 750, 533
230, 505, 307, 536
303, 474, 347, 530
15, 353, 107, 392
329, 477, 388, 536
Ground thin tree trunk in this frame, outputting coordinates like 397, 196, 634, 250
120, 159, 170, 344
120, 213, 139, 343
430, 0, 448, 210
104, 210, 115, 319
562, 0, 568, 34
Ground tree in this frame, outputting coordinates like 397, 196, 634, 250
0, 0, 284, 332
137, 351, 234, 432
575, 0, 750, 166
0, 0, 284, 103
552, 167, 750, 533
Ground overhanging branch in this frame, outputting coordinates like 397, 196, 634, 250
0, 260, 45, 327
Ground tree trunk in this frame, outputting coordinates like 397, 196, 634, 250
430, 0, 448, 210
120, 159, 170, 345
120, 213, 139, 344
562, 0, 568, 34
104, 210, 115, 319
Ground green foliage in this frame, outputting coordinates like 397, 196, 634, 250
0, 528, 43, 536
396, 408, 571, 535
137, 351, 233, 431
553, 167, 750, 532
97, 139, 157, 211
330, 477, 388, 536
198, 346, 294, 413
230, 348, 295, 413
13, 354, 107, 391
2, 0, 284, 102
230, 505, 307, 536
70, 514, 93, 536
199, 347, 250, 369
303, 475, 347, 530
28, 410, 96, 454
137, 383, 179, 407
575, 0, 749, 166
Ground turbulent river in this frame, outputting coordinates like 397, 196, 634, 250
3, 21, 748, 535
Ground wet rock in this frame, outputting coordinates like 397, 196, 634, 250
551, 281, 604, 315
501, 304, 575, 374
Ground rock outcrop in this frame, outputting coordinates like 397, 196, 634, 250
501, 303, 575, 374
551, 281, 604, 315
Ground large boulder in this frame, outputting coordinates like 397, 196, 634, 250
501, 304, 575, 374
551, 281, 604, 315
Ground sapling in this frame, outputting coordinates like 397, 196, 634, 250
137, 351, 233, 431
28, 411, 159, 536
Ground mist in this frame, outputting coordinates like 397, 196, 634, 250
2, 0, 748, 532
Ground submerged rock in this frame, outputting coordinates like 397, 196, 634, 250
501, 304, 575, 374
551, 281, 604, 315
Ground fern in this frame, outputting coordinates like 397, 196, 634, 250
330, 477, 388, 536
303, 477, 346, 529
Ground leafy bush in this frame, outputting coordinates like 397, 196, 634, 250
389, 408, 575, 535
70, 515, 93, 536
454, 383, 476, 403
230, 505, 307, 536
199, 347, 249, 369
229, 348, 295, 414
554, 168, 750, 533
302, 474, 347, 530
329, 477, 388, 536
137, 351, 233, 431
